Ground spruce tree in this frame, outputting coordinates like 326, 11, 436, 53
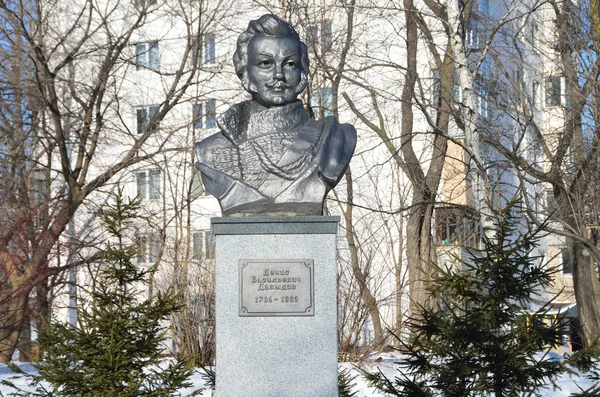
4, 187, 194, 396
365, 199, 598, 397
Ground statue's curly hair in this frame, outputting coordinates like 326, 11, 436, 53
233, 14, 309, 96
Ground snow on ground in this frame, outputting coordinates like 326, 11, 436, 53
0, 359, 596, 396
340, 358, 597, 397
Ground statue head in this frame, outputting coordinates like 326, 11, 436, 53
233, 14, 309, 108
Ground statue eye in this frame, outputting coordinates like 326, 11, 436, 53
260, 60, 271, 67
286, 61, 296, 68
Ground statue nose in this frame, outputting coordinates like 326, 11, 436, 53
274, 65, 284, 80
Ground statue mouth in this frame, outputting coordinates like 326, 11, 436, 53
266, 81, 292, 91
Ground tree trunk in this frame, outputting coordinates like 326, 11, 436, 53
36, 278, 50, 360
0, 293, 27, 363
406, 203, 437, 315
18, 302, 31, 362
394, 213, 405, 346
401, 0, 441, 315
570, 238, 600, 345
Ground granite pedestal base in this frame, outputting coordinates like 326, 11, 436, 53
212, 216, 339, 397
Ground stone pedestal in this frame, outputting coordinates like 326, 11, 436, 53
212, 216, 339, 397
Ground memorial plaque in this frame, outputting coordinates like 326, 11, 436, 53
239, 259, 314, 316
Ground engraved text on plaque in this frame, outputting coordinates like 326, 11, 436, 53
239, 260, 314, 316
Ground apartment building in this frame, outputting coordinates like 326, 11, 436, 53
13, 0, 586, 359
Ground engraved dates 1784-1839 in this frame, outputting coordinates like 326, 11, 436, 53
239, 260, 314, 316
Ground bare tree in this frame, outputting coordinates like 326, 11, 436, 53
477, 0, 600, 345
340, 0, 470, 317
259, 0, 404, 348
0, 0, 235, 362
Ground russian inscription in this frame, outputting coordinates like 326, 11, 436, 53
239, 259, 314, 316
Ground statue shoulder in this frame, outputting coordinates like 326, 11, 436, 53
338, 120, 357, 149
317, 116, 357, 185
195, 131, 233, 165
321, 116, 357, 152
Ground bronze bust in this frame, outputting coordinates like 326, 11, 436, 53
195, 14, 356, 216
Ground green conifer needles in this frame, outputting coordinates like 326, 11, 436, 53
365, 200, 599, 397
4, 187, 194, 397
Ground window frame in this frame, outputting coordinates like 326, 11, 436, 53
203, 33, 216, 65
136, 169, 161, 200
135, 41, 160, 71
532, 81, 540, 109
205, 99, 216, 129
561, 247, 572, 276
192, 231, 215, 261
435, 206, 481, 249
193, 100, 216, 129
137, 233, 161, 265
545, 75, 562, 107
307, 20, 333, 54
545, 189, 556, 216
193, 102, 203, 129
311, 87, 333, 118
466, 19, 480, 50
137, 105, 160, 134
321, 20, 333, 52
135, 0, 158, 9
530, 21, 539, 51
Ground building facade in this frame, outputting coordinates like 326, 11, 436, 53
15, 0, 586, 359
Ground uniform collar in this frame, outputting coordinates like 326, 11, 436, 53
217, 100, 309, 143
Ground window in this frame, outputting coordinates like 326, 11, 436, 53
311, 87, 333, 118
193, 103, 203, 129
203, 33, 216, 65
476, 94, 488, 118
453, 83, 463, 103
435, 206, 481, 249
31, 169, 48, 228
466, 20, 480, 49
321, 20, 333, 51
545, 76, 562, 107
205, 232, 214, 259
136, 41, 159, 71
192, 232, 203, 259
206, 99, 217, 128
475, 56, 489, 117
135, 0, 157, 8
546, 189, 556, 214
138, 234, 160, 264
432, 69, 463, 107
532, 81, 540, 108
552, 31, 561, 51
193, 231, 214, 260
307, 24, 319, 47
31, 169, 47, 205
193, 101, 216, 129
561, 248, 572, 275
136, 169, 161, 200
307, 20, 333, 53
437, 210, 458, 245
531, 22, 539, 50
137, 106, 160, 134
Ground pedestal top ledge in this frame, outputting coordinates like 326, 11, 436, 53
211, 216, 340, 235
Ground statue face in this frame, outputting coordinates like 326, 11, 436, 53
246, 35, 303, 107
